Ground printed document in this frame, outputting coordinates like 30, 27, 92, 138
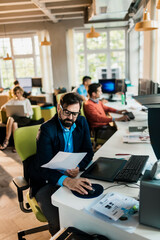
91, 192, 139, 221
41, 151, 87, 171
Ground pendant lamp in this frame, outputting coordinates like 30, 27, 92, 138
41, 36, 51, 46
3, 53, 12, 61
157, 0, 160, 9
86, 26, 100, 38
135, 8, 158, 31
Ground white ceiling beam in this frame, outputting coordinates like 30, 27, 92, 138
0, 0, 31, 6
0, 18, 51, 25
57, 16, 83, 20
0, 10, 44, 18
0, 14, 45, 20
31, 0, 58, 23
46, 0, 92, 9
40, 0, 72, 2
51, 7, 84, 15
0, 4, 37, 12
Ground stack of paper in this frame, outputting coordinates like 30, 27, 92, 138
123, 133, 150, 143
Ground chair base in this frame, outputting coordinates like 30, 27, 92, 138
18, 224, 49, 240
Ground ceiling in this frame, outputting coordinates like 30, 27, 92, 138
0, 0, 144, 26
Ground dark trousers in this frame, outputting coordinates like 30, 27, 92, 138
35, 184, 60, 236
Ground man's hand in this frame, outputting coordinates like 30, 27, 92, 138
116, 110, 127, 114
66, 167, 79, 178
63, 177, 92, 195
115, 115, 130, 122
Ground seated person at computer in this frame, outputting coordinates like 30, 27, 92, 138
9, 80, 31, 99
76, 76, 91, 101
27, 92, 94, 236
0, 86, 33, 151
84, 83, 129, 139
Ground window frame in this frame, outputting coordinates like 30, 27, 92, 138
74, 27, 128, 84
0, 33, 40, 88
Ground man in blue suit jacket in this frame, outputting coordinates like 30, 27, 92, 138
29, 92, 94, 236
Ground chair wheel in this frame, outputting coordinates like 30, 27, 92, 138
25, 202, 30, 209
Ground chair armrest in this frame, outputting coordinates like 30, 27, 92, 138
0, 110, 7, 124
13, 176, 29, 191
13, 176, 32, 213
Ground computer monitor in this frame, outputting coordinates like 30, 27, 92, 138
138, 79, 158, 95
116, 79, 126, 93
16, 77, 32, 93
32, 78, 42, 88
133, 94, 160, 108
99, 79, 116, 94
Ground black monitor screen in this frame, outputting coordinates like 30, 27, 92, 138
32, 78, 42, 88
99, 79, 116, 94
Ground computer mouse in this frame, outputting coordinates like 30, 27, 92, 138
83, 182, 95, 195
86, 186, 96, 195
71, 183, 104, 199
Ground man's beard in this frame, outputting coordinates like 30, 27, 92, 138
60, 118, 74, 128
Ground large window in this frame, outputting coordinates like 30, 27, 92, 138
0, 35, 41, 88
74, 28, 127, 84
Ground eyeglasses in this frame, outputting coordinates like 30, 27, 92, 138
60, 105, 79, 117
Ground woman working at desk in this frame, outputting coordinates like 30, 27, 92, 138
0, 86, 33, 151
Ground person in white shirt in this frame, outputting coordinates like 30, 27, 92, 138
0, 86, 33, 151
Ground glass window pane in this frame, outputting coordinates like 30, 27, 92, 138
87, 32, 107, 50
0, 59, 14, 88
36, 56, 41, 76
75, 32, 84, 52
0, 38, 11, 57
76, 53, 85, 84
87, 53, 107, 80
15, 58, 34, 77
111, 51, 125, 78
110, 30, 125, 49
34, 36, 40, 55
13, 37, 33, 55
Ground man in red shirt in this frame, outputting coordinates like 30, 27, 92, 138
84, 83, 129, 140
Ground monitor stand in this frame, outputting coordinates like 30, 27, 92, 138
107, 94, 117, 102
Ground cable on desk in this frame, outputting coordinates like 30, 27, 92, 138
124, 183, 140, 188
103, 182, 140, 191
103, 183, 125, 191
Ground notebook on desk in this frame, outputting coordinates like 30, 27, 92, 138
81, 155, 149, 183
6, 105, 25, 117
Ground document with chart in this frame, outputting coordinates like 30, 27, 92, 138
91, 192, 139, 221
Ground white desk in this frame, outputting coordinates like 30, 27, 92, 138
51, 100, 159, 240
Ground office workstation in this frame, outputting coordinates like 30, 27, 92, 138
1, 0, 160, 240
51, 98, 160, 240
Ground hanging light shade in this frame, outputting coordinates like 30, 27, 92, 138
86, 26, 100, 38
157, 0, 160, 9
41, 36, 51, 46
135, 9, 158, 31
3, 53, 12, 61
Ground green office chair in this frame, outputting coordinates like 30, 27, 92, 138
13, 125, 49, 240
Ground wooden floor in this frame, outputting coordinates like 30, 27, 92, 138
0, 147, 51, 240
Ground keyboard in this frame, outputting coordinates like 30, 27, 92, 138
115, 155, 149, 183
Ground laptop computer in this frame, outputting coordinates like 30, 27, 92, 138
6, 105, 25, 117
81, 156, 149, 183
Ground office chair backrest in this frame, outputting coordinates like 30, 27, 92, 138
56, 93, 65, 104
80, 102, 86, 118
14, 124, 40, 161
